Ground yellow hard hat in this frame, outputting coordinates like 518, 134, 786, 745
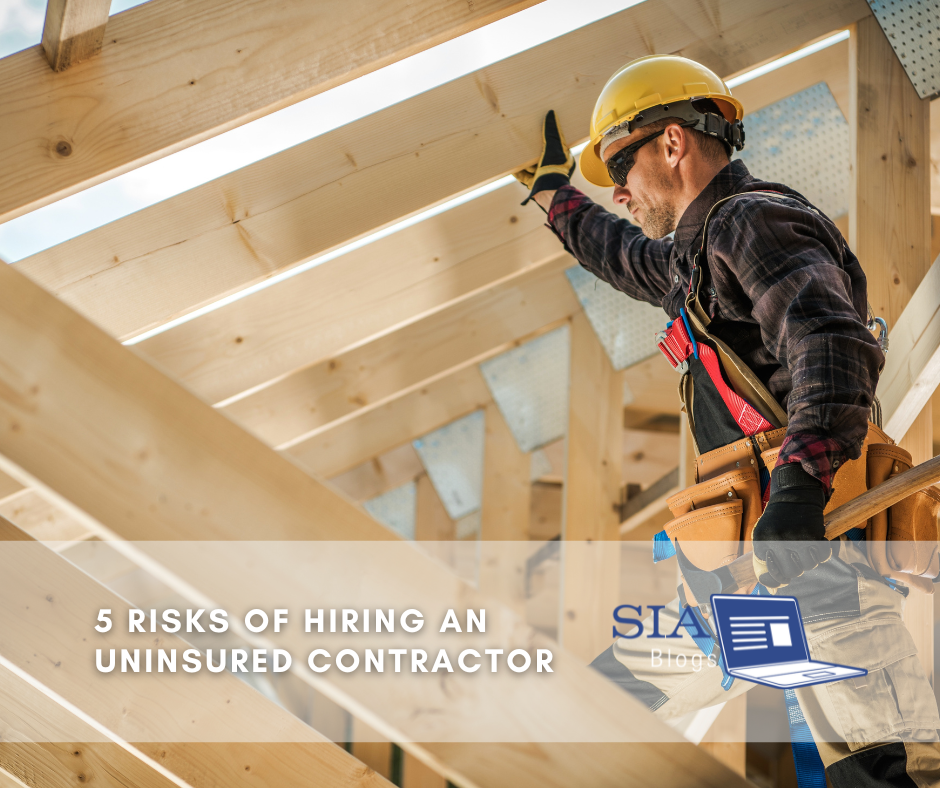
579, 55, 744, 187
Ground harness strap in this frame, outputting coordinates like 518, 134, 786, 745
784, 688, 827, 787
658, 309, 773, 436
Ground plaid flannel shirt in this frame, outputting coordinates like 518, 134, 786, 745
547, 160, 884, 493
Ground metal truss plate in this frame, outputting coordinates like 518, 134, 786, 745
363, 481, 416, 540
736, 82, 850, 219
564, 266, 666, 372
869, 0, 940, 99
413, 410, 485, 520
480, 326, 570, 453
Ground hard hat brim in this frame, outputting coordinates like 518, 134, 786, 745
579, 143, 614, 188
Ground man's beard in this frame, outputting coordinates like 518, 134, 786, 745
640, 200, 678, 239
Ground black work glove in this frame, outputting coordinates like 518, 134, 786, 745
752, 463, 833, 591
514, 110, 576, 206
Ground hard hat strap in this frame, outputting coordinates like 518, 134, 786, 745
604, 99, 745, 155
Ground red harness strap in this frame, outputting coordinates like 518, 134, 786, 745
657, 314, 773, 437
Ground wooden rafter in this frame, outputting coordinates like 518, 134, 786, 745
0, 0, 541, 222
41, 0, 111, 71
135, 179, 578, 404
0, 248, 750, 788
296, 365, 491, 481
14, 0, 872, 342
0, 519, 393, 788
226, 256, 578, 448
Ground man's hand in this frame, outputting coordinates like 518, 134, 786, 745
752, 463, 833, 590
514, 110, 575, 207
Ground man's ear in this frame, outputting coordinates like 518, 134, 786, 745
662, 124, 687, 168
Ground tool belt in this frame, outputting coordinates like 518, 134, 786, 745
655, 191, 940, 603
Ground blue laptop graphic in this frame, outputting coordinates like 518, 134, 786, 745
711, 594, 867, 688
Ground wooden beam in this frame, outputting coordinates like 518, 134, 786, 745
880, 254, 940, 439
0, 488, 95, 544
0, 519, 394, 788
0, 240, 750, 788
481, 402, 531, 542
618, 468, 680, 529
0, 672, 182, 788
41, 0, 111, 71
932, 102, 939, 214
0, 0, 540, 222
305, 366, 491, 481
849, 16, 934, 681
479, 403, 532, 615
134, 179, 574, 403
329, 444, 425, 504
237, 256, 578, 449
849, 17, 932, 324
560, 312, 623, 663
15, 0, 873, 341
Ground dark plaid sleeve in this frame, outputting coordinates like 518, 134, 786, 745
707, 196, 883, 493
547, 185, 673, 307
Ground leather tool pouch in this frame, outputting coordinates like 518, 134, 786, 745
867, 444, 940, 593
665, 467, 762, 605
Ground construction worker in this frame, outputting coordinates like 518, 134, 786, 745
516, 55, 940, 785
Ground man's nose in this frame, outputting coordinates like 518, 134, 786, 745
612, 184, 631, 205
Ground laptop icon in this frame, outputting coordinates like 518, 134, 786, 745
711, 594, 867, 688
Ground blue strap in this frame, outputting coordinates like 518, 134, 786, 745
679, 308, 699, 359
652, 530, 676, 562
784, 688, 827, 787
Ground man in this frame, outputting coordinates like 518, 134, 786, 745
516, 55, 940, 785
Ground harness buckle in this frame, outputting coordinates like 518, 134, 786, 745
656, 330, 688, 374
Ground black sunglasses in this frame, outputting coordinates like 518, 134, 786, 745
605, 121, 696, 186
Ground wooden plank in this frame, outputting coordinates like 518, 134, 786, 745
41, 0, 111, 71
880, 254, 940, 439
479, 403, 531, 615
849, 17, 932, 325
932, 102, 939, 214
241, 256, 578, 449
295, 366, 491, 481
15, 0, 873, 341
0, 520, 394, 788
0, 661, 185, 788
619, 469, 679, 526
480, 403, 531, 542
560, 313, 623, 663
329, 444, 426, 504
850, 17, 934, 683
622, 429, 680, 488
0, 240, 750, 788
0, 488, 96, 544
134, 180, 572, 403
0, 0, 541, 222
